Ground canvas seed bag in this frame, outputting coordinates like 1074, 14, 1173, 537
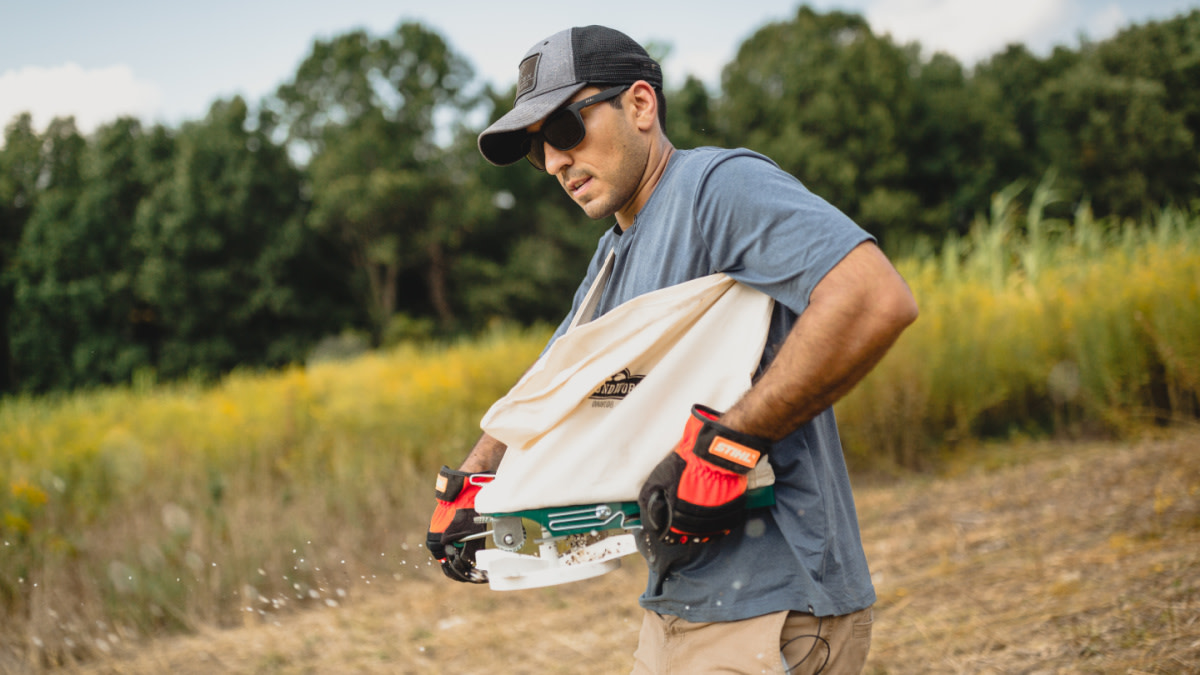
476, 272, 775, 513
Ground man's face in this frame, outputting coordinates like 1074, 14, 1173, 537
527, 86, 651, 222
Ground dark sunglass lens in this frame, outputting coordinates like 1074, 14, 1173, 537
542, 111, 585, 150
526, 135, 546, 170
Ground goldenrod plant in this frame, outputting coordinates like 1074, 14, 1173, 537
0, 325, 545, 665
836, 197, 1199, 468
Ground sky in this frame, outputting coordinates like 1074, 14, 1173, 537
1, 0, 1198, 137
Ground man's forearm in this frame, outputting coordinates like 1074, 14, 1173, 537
458, 432, 508, 473
721, 242, 918, 441
457, 354, 548, 474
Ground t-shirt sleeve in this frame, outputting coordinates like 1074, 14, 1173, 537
692, 151, 874, 315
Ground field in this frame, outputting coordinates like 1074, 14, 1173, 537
46, 431, 1200, 674
2, 197, 1199, 672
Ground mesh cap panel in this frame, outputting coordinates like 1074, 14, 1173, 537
571, 26, 662, 89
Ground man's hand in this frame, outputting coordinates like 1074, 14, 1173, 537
638, 405, 772, 544
426, 466, 495, 583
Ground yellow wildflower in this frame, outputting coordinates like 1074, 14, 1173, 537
11, 479, 48, 507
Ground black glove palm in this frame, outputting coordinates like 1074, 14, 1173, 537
426, 466, 494, 583
639, 404, 771, 545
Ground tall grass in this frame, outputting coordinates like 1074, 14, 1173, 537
0, 325, 546, 669
836, 182, 1200, 469
1, 194, 1197, 668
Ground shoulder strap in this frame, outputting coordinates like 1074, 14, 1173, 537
568, 248, 616, 332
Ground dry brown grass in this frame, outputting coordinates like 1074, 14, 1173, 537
31, 431, 1200, 675
861, 430, 1200, 674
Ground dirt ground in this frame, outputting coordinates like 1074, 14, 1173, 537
35, 432, 1200, 674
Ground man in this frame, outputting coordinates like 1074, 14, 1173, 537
427, 25, 917, 674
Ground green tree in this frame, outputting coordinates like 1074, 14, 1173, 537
972, 44, 1059, 183
1084, 10, 1200, 212
0, 114, 43, 392
272, 22, 475, 334
717, 7, 923, 242
1096, 10, 1200, 140
9, 118, 156, 391
667, 75, 722, 150
903, 52, 1024, 234
7, 118, 88, 391
1036, 59, 1195, 216
134, 97, 355, 380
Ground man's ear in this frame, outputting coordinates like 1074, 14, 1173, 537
628, 80, 659, 132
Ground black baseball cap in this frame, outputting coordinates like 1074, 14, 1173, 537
478, 25, 663, 166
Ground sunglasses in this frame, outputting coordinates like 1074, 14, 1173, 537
524, 85, 630, 171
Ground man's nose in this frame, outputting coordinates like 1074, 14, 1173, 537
543, 142, 572, 175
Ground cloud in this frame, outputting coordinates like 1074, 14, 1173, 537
0, 63, 162, 135
1085, 2, 1129, 41
863, 0, 1074, 64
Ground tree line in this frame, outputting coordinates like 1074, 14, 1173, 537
1, 8, 1197, 395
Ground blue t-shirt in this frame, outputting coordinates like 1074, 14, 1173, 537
547, 147, 876, 621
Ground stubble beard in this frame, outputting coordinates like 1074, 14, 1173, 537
569, 131, 651, 222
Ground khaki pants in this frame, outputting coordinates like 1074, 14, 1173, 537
630, 607, 873, 674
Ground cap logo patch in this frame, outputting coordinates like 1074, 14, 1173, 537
435, 474, 448, 492
517, 54, 539, 99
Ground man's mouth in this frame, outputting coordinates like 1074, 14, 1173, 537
565, 175, 592, 197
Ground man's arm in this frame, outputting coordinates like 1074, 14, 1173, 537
458, 433, 508, 473
720, 241, 918, 440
